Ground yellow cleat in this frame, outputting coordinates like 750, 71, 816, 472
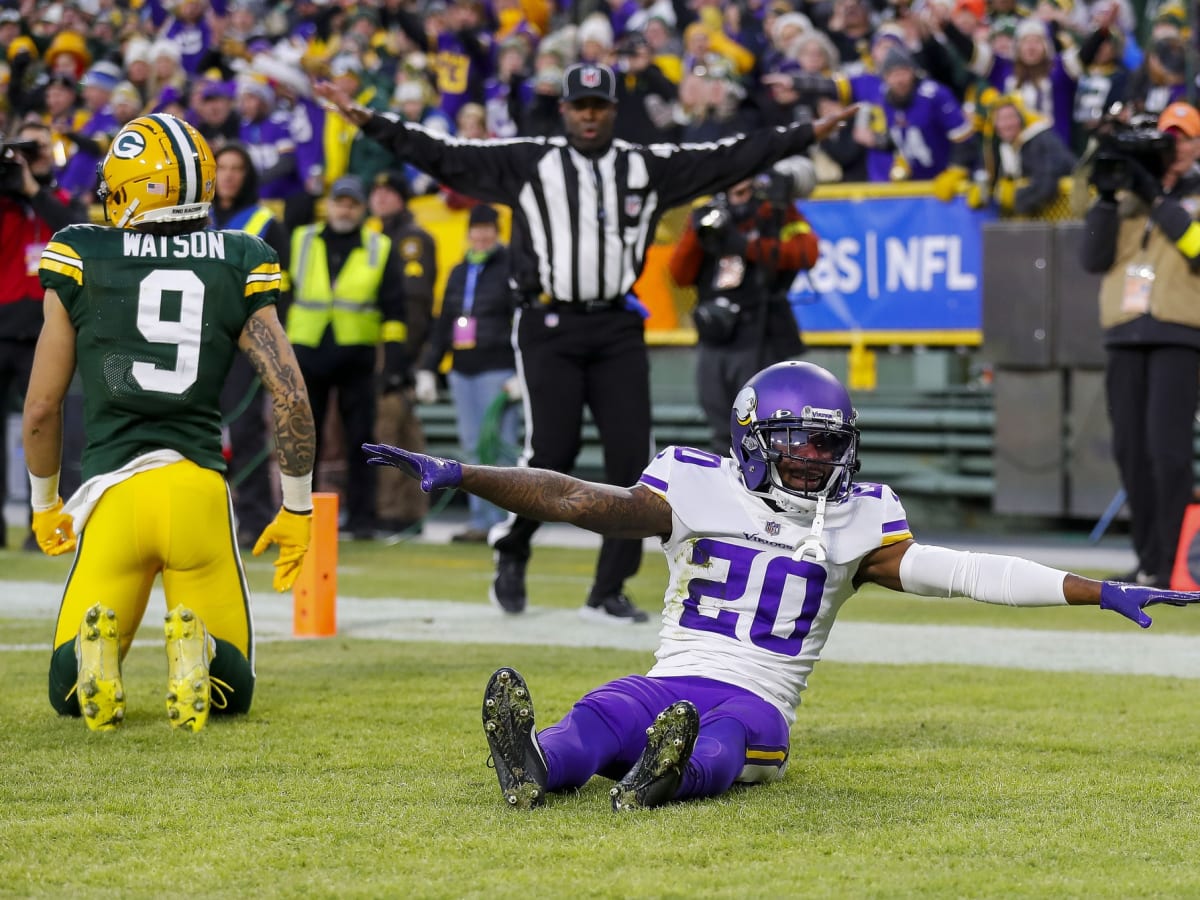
164, 606, 215, 733
76, 604, 125, 732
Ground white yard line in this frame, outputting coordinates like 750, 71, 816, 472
4, 580, 1198, 679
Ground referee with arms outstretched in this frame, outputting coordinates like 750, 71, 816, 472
316, 67, 855, 623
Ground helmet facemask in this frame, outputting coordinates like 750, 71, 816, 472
743, 411, 859, 508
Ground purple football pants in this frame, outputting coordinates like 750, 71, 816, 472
538, 674, 790, 800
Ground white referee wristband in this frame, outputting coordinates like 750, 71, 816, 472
280, 472, 313, 513
28, 471, 60, 512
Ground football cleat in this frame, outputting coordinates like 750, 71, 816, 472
76, 604, 125, 732
164, 606, 215, 732
482, 667, 548, 809
610, 700, 699, 811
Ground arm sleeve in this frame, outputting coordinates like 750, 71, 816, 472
650, 122, 818, 208
361, 114, 534, 203
898, 543, 1069, 606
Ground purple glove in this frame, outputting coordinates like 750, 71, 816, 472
362, 443, 463, 492
1098, 580, 1200, 629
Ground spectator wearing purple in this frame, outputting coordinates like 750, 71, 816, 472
147, 39, 191, 113
57, 63, 123, 203
144, 0, 229, 74
974, 17, 1080, 149
393, 0, 494, 126
236, 75, 301, 201
854, 46, 975, 182
484, 37, 535, 138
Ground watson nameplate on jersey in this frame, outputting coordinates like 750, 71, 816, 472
123, 230, 226, 259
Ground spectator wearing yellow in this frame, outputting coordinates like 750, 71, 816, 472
971, 94, 1077, 214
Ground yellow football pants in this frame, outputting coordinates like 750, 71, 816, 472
53, 460, 253, 664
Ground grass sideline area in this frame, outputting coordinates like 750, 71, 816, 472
5, 537, 1200, 897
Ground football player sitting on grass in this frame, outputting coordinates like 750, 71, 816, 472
364, 360, 1200, 810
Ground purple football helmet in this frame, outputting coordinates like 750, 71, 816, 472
730, 361, 860, 503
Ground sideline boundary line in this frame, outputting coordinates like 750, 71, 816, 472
5, 581, 1200, 679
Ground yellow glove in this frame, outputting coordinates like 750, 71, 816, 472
966, 181, 989, 209
931, 166, 969, 202
252, 507, 312, 592
32, 498, 77, 556
995, 178, 1017, 212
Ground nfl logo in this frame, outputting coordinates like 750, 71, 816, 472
765, 522, 781, 536
581, 67, 602, 88
625, 195, 642, 217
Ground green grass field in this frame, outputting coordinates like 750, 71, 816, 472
4, 537, 1200, 898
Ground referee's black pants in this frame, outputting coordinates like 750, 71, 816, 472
493, 305, 653, 600
1105, 344, 1200, 586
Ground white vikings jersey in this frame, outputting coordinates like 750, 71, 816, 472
639, 446, 913, 724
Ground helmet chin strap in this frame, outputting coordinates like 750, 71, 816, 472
792, 494, 827, 563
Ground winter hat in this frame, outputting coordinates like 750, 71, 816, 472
880, 46, 917, 75
468, 204, 500, 227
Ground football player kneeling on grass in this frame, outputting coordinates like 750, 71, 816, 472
364, 360, 1200, 810
23, 114, 315, 733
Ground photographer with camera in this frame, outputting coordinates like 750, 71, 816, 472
1080, 101, 1200, 589
0, 121, 87, 548
669, 159, 819, 453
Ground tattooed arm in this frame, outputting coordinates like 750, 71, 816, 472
238, 307, 315, 479
461, 466, 674, 540
240, 306, 316, 589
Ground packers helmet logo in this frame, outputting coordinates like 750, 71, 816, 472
733, 386, 758, 427
112, 130, 146, 160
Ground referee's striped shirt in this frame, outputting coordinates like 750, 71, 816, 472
362, 114, 817, 305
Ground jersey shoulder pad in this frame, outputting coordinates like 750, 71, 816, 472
39, 224, 106, 292
846, 481, 912, 547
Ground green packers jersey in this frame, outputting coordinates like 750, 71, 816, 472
39, 224, 281, 481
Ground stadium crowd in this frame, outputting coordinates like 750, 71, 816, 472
0, 0, 1195, 216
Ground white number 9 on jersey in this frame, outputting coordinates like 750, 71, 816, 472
130, 269, 205, 395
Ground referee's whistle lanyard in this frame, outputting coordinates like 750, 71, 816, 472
463, 262, 481, 316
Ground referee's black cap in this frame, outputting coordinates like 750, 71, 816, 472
561, 63, 617, 104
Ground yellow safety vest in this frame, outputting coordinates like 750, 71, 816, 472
287, 225, 391, 348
